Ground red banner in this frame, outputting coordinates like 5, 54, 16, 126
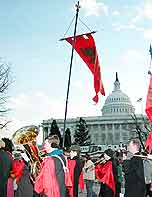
65, 33, 105, 103
145, 73, 152, 122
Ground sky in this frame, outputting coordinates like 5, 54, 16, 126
0, 0, 151, 139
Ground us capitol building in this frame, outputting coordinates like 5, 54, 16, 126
42, 73, 148, 146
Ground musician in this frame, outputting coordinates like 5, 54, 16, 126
83, 154, 97, 197
34, 135, 66, 197
95, 149, 116, 197
123, 138, 146, 197
13, 152, 33, 197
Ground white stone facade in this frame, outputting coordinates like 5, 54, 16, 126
42, 73, 148, 146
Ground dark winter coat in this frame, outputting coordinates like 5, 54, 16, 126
123, 153, 146, 197
0, 149, 12, 197
72, 156, 83, 197
15, 163, 33, 197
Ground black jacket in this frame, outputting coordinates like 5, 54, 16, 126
72, 156, 83, 197
0, 149, 12, 197
123, 153, 146, 197
52, 154, 67, 197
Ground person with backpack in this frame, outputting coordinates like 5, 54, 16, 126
34, 135, 67, 197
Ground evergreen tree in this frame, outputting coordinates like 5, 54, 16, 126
49, 119, 62, 147
74, 117, 91, 146
64, 128, 71, 148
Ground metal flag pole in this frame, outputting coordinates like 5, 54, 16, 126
148, 44, 152, 74
62, 1, 80, 147
150, 44, 152, 69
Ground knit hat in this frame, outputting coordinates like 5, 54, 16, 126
104, 149, 113, 158
71, 145, 81, 152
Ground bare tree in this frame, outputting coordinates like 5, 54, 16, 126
0, 60, 12, 129
131, 113, 151, 151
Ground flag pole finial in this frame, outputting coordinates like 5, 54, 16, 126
76, 1, 81, 11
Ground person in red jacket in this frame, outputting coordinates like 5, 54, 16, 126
34, 135, 67, 197
95, 149, 116, 197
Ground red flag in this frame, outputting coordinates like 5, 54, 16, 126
65, 33, 105, 103
145, 130, 152, 153
145, 73, 152, 122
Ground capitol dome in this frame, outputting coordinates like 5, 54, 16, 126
102, 72, 135, 116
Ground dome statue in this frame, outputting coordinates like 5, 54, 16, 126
102, 72, 135, 116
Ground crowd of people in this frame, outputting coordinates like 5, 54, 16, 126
0, 135, 84, 197
1, 135, 152, 197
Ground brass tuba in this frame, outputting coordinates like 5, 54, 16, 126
12, 125, 42, 179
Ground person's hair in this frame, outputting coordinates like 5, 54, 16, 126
130, 138, 141, 151
71, 145, 81, 156
63, 147, 71, 153
48, 135, 60, 148
2, 138, 14, 153
13, 152, 22, 160
104, 149, 113, 158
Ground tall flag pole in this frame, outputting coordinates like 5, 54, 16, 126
150, 44, 152, 65
62, 1, 80, 147
145, 45, 152, 153
144, 44, 152, 154
145, 44, 152, 122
